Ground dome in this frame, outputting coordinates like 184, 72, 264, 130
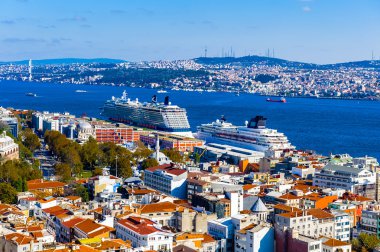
78, 121, 92, 130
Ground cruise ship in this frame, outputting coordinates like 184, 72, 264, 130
101, 91, 192, 137
197, 116, 295, 152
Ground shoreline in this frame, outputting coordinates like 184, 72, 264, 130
1, 79, 379, 102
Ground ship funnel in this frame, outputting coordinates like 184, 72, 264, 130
248, 115, 267, 129
152, 95, 157, 103
164, 96, 169, 105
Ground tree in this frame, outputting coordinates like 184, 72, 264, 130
22, 128, 41, 152
141, 158, 159, 170
73, 184, 89, 202
55, 163, 72, 182
0, 183, 18, 204
113, 156, 133, 178
92, 167, 103, 176
133, 143, 153, 161
352, 233, 380, 252
162, 148, 183, 163
80, 137, 100, 170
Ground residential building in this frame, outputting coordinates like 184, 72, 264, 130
235, 223, 274, 252
27, 179, 66, 197
275, 228, 322, 252
321, 237, 351, 252
144, 164, 188, 199
207, 218, 234, 252
116, 216, 174, 251
331, 210, 351, 242
313, 164, 376, 199
73, 218, 114, 240
361, 209, 380, 238
175, 233, 217, 252
275, 209, 335, 239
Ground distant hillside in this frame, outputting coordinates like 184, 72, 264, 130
194, 56, 380, 69
194, 55, 318, 68
0, 58, 126, 65
323, 60, 380, 69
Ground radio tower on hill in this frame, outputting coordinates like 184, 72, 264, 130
28, 59, 32, 81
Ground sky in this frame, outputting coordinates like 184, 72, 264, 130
0, 0, 379, 64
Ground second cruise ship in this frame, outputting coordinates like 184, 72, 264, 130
197, 116, 295, 153
101, 91, 192, 137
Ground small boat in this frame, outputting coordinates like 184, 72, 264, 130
266, 97, 286, 103
157, 89, 168, 94
26, 92, 37, 97
75, 90, 88, 93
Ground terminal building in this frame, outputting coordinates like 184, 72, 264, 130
193, 143, 265, 167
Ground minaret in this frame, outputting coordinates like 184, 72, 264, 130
155, 134, 160, 162
28, 59, 32, 81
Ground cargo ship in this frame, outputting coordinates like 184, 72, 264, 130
197, 115, 295, 152
266, 97, 286, 103
101, 91, 192, 137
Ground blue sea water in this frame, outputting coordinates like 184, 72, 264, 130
1, 80, 379, 159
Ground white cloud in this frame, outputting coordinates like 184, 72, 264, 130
303, 6, 312, 12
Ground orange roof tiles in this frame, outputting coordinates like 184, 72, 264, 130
27, 179, 66, 190
62, 217, 85, 228
139, 202, 184, 214
4, 233, 33, 245
306, 209, 334, 219
278, 193, 300, 200
118, 216, 163, 235
74, 219, 113, 238
323, 238, 350, 247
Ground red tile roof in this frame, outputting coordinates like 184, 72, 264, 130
118, 216, 165, 235
4, 233, 33, 245
27, 179, 66, 190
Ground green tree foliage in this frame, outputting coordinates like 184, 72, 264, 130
73, 184, 89, 202
99, 142, 134, 178
0, 160, 41, 189
133, 142, 153, 161
92, 167, 103, 176
141, 158, 159, 170
80, 137, 100, 170
22, 128, 41, 152
114, 156, 133, 178
162, 148, 183, 163
44, 131, 83, 175
0, 183, 18, 204
0, 121, 9, 134
352, 233, 380, 252
55, 163, 72, 182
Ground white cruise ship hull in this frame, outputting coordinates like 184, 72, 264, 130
197, 131, 268, 152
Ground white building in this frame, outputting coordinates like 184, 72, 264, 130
331, 210, 351, 242
313, 164, 376, 199
235, 223, 274, 252
116, 216, 174, 251
275, 209, 335, 240
207, 217, 233, 252
0, 131, 19, 162
144, 164, 188, 199
353, 156, 379, 170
